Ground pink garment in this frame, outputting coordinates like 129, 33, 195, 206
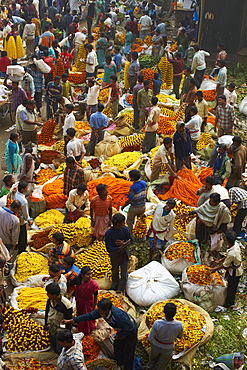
93, 214, 110, 238
75, 279, 99, 335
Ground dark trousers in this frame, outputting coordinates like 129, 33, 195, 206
114, 330, 137, 370
110, 251, 128, 292
176, 156, 191, 171
87, 130, 104, 156
233, 208, 247, 236
45, 73, 53, 88
17, 224, 27, 254
133, 103, 140, 129
142, 131, 156, 153
162, 36, 167, 47
191, 139, 198, 155
34, 91, 42, 110
194, 68, 205, 88
225, 274, 240, 307
173, 75, 182, 99
47, 99, 58, 119
87, 16, 93, 36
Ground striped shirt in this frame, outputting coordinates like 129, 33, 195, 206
27, 68, 45, 92
57, 333, 86, 370
46, 81, 62, 102
128, 180, 147, 208
90, 195, 112, 216
229, 187, 247, 209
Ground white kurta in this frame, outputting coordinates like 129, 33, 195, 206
145, 203, 175, 241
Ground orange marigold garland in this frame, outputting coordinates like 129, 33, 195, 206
38, 119, 57, 146
82, 335, 100, 361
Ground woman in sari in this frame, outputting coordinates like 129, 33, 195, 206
96, 32, 107, 67
90, 184, 112, 240
69, 266, 99, 334
17, 153, 35, 195
5, 24, 25, 59
102, 55, 116, 87
123, 26, 133, 56
152, 30, 163, 57
0, 175, 15, 197
4, 132, 22, 174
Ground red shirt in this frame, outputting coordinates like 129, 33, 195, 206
61, 52, 73, 69
0, 56, 11, 72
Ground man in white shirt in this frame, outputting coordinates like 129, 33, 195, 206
66, 128, 86, 161
227, 83, 237, 107
216, 60, 227, 97
150, 137, 177, 182
83, 44, 98, 78
66, 183, 90, 220
86, 78, 101, 120
191, 44, 210, 87
22, 17, 36, 58
15, 97, 29, 133
185, 105, 202, 154
14, 181, 32, 254
63, 104, 75, 137
2, 19, 11, 40
139, 11, 152, 41
73, 29, 87, 61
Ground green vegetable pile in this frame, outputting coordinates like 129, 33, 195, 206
139, 55, 159, 68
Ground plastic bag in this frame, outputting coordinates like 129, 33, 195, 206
181, 267, 227, 311
126, 261, 180, 306
200, 79, 217, 91
34, 59, 51, 74
197, 141, 215, 160
94, 135, 122, 158
161, 240, 200, 275
186, 218, 196, 240
239, 97, 247, 116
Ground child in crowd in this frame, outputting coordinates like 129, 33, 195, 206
152, 69, 162, 95
61, 256, 80, 295
61, 45, 73, 73
61, 73, 73, 101
0, 51, 10, 77
227, 83, 237, 107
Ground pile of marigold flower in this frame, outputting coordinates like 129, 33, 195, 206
165, 242, 196, 262
142, 299, 206, 353
82, 336, 100, 361
187, 265, 224, 286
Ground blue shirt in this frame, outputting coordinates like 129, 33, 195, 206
113, 53, 122, 72
155, 22, 167, 37
73, 306, 137, 337
62, 264, 80, 275
90, 111, 108, 130
27, 68, 45, 92
105, 226, 132, 253
128, 180, 147, 208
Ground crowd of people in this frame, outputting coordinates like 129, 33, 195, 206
0, 0, 245, 369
